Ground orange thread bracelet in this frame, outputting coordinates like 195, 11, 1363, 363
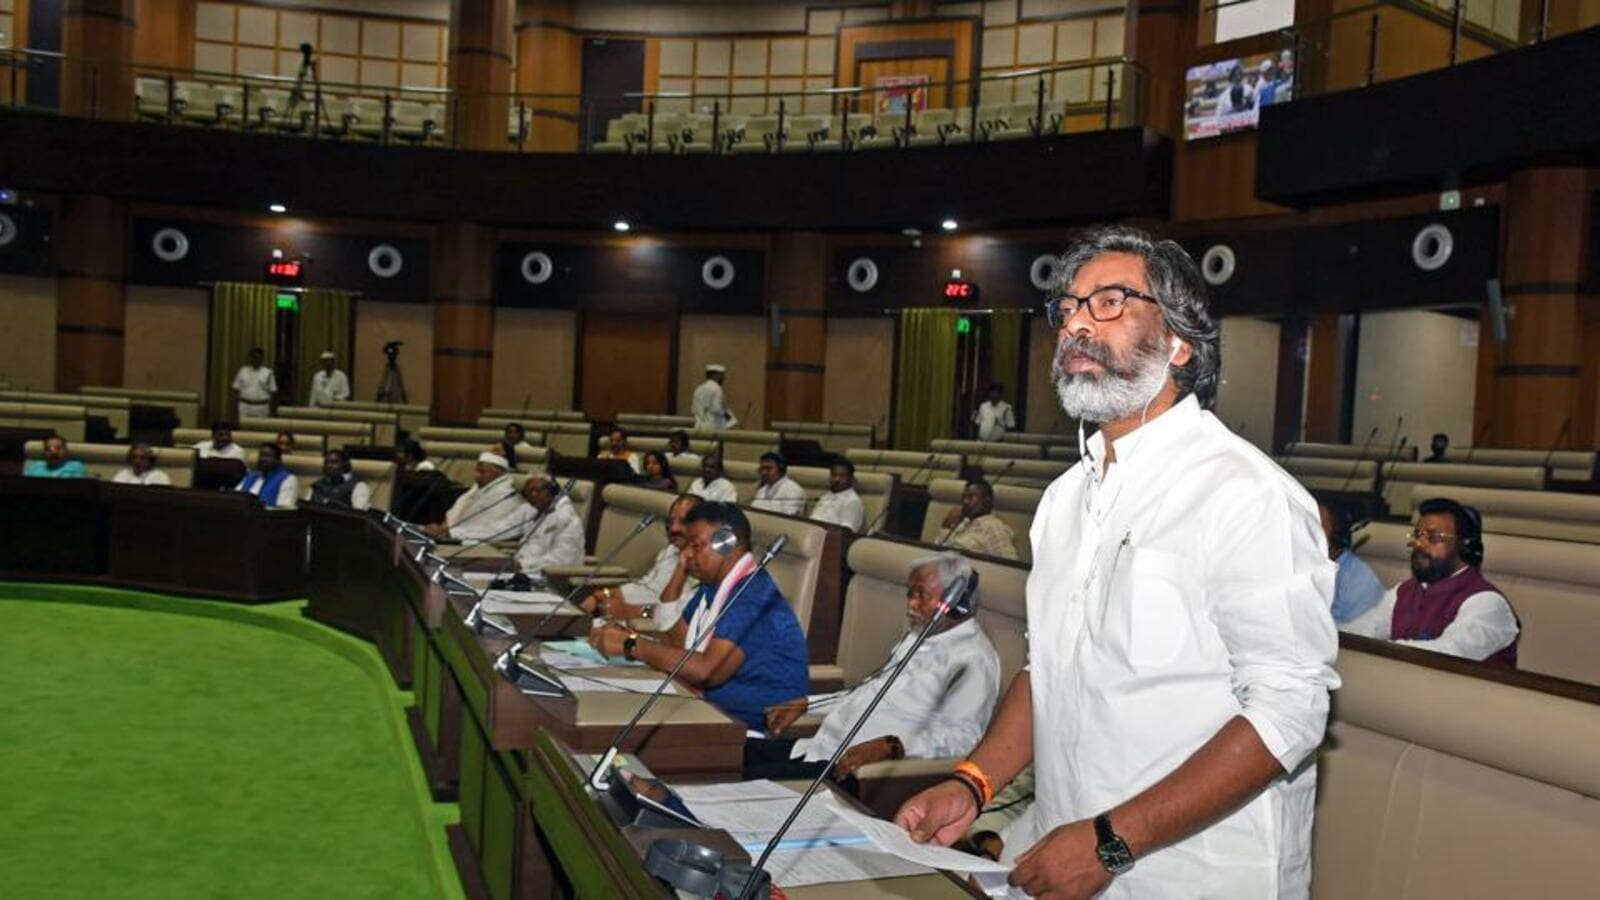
953, 760, 994, 806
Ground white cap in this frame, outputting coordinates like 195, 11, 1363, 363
319, 350, 336, 360
706, 363, 727, 373
477, 451, 510, 470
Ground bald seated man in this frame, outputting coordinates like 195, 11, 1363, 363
512, 475, 586, 578
113, 444, 172, 486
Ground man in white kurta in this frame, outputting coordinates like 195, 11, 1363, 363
232, 347, 277, 420
307, 352, 351, 407
811, 460, 866, 532
750, 452, 807, 516
691, 364, 736, 431
895, 225, 1338, 899
196, 423, 247, 461
430, 452, 525, 543
688, 455, 738, 503
973, 383, 1017, 441
112, 444, 173, 486
584, 494, 702, 629
512, 476, 587, 577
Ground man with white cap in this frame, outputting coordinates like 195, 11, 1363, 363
307, 351, 351, 408
692, 363, 737, 431
426, 450, 525, 543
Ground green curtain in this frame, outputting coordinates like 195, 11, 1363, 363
207, 282, 278, 423
892, 308, 959, 450
294, 287, 353, 409
988, 308, 1025, 410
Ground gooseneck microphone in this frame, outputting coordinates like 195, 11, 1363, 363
1541, 417, 1572, 472
862, 452, 937, 535
737, 573, 976, 900
583, 535, 788, 792
460, 479, 576, 634
1338, 425, 1382, 492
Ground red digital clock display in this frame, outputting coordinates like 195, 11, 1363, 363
943, 279, 979, 302
265, 258, 305, 284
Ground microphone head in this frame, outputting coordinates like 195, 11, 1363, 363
762, 534, 788, 562
638, 512, 658, 528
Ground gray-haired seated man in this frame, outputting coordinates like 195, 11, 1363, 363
743, 552, 1001, 784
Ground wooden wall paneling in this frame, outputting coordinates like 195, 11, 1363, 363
0, 274, 59, 392
124, 285, 208, 397
448, 0, 514, 151
764, 232, 827, 425
430, 223, 496, 424
580, 308, 675, 421
133, 0, 196, 71
822, 315, 893, 431
1173, 133, 1286, 222
835, 17, 978, 110
515, 0, 581, 151
676, 314, 766, 428
1303, 313, 1350, 443
490, 307, 576, 411
355, 300, 434, 406
62, 0, 136, 120
55, 194, 126, 391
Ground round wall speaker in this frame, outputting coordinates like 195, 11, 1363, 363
151, 227, 190, 262
1029, 254, 1061, 291
701, 255, 735, 290
0, 211, 16, 248
1411, 224, 1453, 271
1200, 244, 1236, 286
846, 257, 879, 293
520, 250, 554, 285
368, 243, 404, 278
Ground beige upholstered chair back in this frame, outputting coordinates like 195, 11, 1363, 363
82, 385, 202, 428
0, 391, 131, 436
1279, 456, 1379, 493
1354, 520, 1600, 685
1313, 646, 1600, 898
930, 439, 1042, 460
510, 475, 596, 535
481, 407, 587, 423
718, 462, 893, 531
977, 456, 1071, 489
839, 538, 1029, 687
0, 402, 87, 441
1284, 440, 1420, 462
709, 429, 780, 462
846, 448, 962, 486
1407, 484, 1600, 544
744, 508, 829, 637
240, 416, 374, 446
1381, 462, 1546, 512
1442, 448, 1597, 482
474, 417, 589, 455
276, 405, 400, 446
283, 453, 397, 509
597, 435, 718, 457
594, 484, 678, 577
999, 430, 1073, 446
328, 400, 430, 434
427, 441, 548, 483
921, 477, 1041, 562
416, 426, 516, 445
772, 420, 875, 451
174, 428, 323, 455
616, 413, 696, 434
24, 440, 195, 487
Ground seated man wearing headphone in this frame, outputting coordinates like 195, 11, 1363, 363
748, 552, 1001, 784
589, 502, 808, 730
511, 475, 586, 578
1340, 497, 1520, 667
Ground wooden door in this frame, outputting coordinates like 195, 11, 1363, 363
580, 311, 675, 422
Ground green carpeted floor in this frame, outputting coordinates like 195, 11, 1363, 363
0, 586, 461, 899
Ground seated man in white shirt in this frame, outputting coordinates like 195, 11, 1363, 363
750, 452, 806, 516
665, 430, 695, 464
688, 453, 738, 503
748, 551, 1001, 784
597, 426, 643, 474
511, 475, 587, 578
937, 479, 1018, 560
112, 443, 172, 486
581, 493, 702, 629
235, 443, 299, 508
307, 351, 351, 407
502, 422, 538, 458
810, 458, 866, 532
395, 438, 436, 472
426, 451, 524, 543
307, 449, 372, 510
195, 421, 247, 461
1342, 498, 1520, 668
972, 382, 1017, 441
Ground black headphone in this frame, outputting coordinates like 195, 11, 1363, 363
1457, 504, 1485, 566
945, 569, 981, 619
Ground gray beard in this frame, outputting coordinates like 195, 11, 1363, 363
1052, 338, 1170, 423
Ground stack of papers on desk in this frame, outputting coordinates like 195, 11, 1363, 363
555, 673, 681, 695
539, 640, 643, 670
478, 590, 567, 614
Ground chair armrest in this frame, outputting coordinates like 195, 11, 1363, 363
784, 713, 824, 739
543, 564, 629, 579
808, 663, 844, 694
853, 757, 960, 819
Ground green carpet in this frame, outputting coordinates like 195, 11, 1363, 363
0, 585, 462, 900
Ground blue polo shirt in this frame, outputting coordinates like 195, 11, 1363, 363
681, 569, 808, 730
24, 459, 88, 479
1331, 550, 1386, 624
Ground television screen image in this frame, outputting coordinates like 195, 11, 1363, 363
1184, 49, 1295, 140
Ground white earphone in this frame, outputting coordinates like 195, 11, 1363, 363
1168, 336, 1181, 364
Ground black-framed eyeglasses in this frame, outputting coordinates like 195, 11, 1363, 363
1043, 285, 1160, 327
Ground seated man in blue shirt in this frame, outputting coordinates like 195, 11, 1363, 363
24, 434, 88, 479
1319, 499, 1384, 624
590, 502, 808, 730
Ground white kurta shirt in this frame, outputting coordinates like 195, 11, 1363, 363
308, 369, 351, 407
1017, 395, 1339, 898
811, 487, 866, 532
751, 476, 807, 516
232, 365, 277, 403
444, 475, 525, 542
113, 468, 172, 486
236, 472, 299, 508
195, 440, 247, 461
688, 476, 738, 504
973, 400, 1016, 441
620, 541, 700, 629
513, 496, 587, 575
691, 378, 734, 431
791, 617, 1000, 762
1339, 569, 1519, 661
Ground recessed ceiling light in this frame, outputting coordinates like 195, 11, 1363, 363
613, 220, 631, 232
269, 203, 287, 213
941, 218, 958, 231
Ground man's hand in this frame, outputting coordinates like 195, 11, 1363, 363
423, 523, 450, 539
577, 589, 605, 615
763, 697, 808, 736
893, 779, 978, 847
588, 622, 629, 657
941, 507, 964, 528
834, 736, 899, 780
1008, 819, 1111, 900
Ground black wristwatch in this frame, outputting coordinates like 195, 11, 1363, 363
622, 632, 639, 661
1093, 812, 1135, 876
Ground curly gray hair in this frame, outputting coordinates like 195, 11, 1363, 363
1050, 225, 1221, 409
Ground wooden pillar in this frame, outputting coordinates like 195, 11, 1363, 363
61, 0, 136, 120
764, 233, 829, 426
431, 224, 496, 424
55, 194, 127, 391
1477, 167, 1598, 450
1303, 313, 1355, 443
1123, 0, 1190, 139
448, 0, 515, 151
889, 0, 935, 17
132, 0, 197, 71
1272, 317, 1309, 453
513, 0, 581, 152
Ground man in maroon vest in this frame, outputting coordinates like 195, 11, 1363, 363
1341, 498, 1519, 667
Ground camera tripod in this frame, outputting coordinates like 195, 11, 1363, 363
377, 357, 408, 403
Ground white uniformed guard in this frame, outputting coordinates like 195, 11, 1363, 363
232, 347, 277, 420
691, 363, 736, 431
308, 351, 352, 407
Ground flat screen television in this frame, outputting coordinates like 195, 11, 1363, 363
1183, 49, 1295, 140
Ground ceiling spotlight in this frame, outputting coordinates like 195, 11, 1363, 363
269, 203, 288, 214
941, 218, 958, 232
613, 220, 631, 232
